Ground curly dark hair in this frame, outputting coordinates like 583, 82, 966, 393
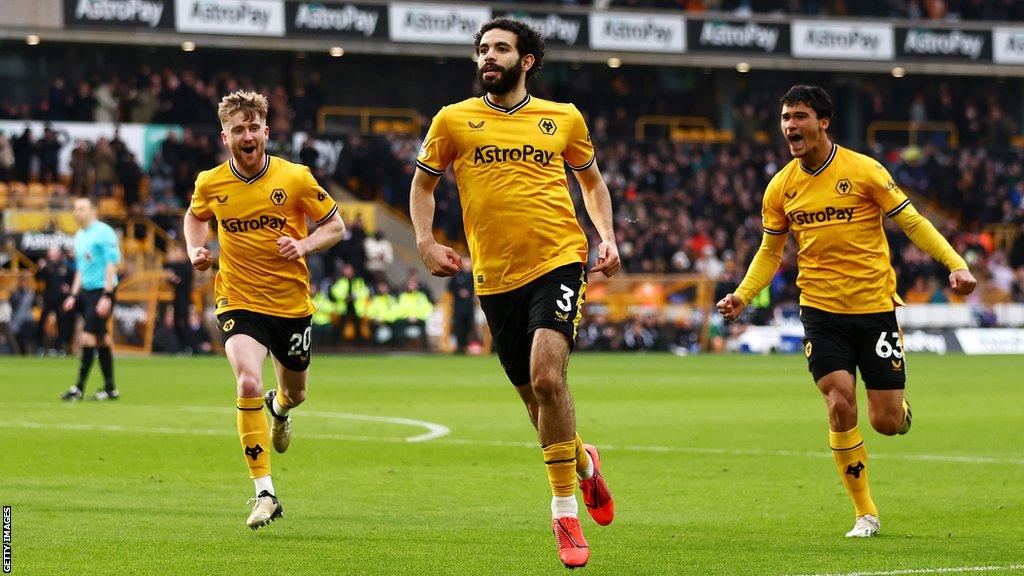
473, 17, 545, 81
780, 85, 834, 120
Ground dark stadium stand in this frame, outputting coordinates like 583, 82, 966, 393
1, 39, 1022, 355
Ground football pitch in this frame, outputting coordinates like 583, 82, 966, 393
2, 353, 1022, 576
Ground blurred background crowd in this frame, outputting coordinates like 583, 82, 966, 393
1, 1, 1023, 355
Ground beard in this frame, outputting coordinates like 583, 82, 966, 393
478, 59, 523, 96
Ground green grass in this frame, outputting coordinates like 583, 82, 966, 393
2, 354, 1022, 575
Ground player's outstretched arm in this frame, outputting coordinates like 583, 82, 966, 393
278, 211, 345, 261
410, 168, 460, 277
573, 161, 621, 278
717, 232, 787, 321
891, 204, 977, 296
183, 210, 213, 271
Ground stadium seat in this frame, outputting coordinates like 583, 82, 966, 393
98, 197, 127, 218
21, 192, 49, 209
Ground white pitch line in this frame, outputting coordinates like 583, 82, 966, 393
301, 410, 450, 443
7, 402, 450, 443
785, 564, 1024, 576
170, 405, 451, 442
0, 421, 432, 445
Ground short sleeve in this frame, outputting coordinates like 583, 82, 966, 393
563, 105, 595, 171
415, 107, 455, 176
298, 167, 339, 226
189, 171, 213, 221
761, 177, 789, 236
866, 162, 912, 218
103, 227, 121, 265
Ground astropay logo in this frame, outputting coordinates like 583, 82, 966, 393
220, 214, 287, 234
472, 144, 555, 166
789, 206, 855, 226
792, 20, 894, 60
388, 3, 490, 44
516, 14, 582, 45
699, 21, 778, 52
903, 29, 985, 59
993, 27, 1024, 64
293, 4, 379, 36
590, 12, 685, 53
176, 0, 285, 36
73, 0, 166, 28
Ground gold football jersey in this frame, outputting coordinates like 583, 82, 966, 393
416, 94, 593, 295
189, 155, 338, 317
761, 144, 911, 313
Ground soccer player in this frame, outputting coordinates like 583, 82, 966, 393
717, 85, 977, 538
183, 91, 345, 530
61, 197, 121, 401
410, 18, 619, 568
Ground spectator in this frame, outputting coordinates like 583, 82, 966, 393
395, 277, 433, 350
364, 230, 394, 283
90, 137, 116, 197
69, 140, 92, 195
9, 275, 37, 355
36, 127, 63, 184
93, 80, 120, 123
35, 245, 75, 353
71, 80, 96, 122
12, 128, 33, 183
447, 256, 476, 354
181, 307, 213, 355
116, 151, 143, 208
152, 306, 181, 354
0, 132, 13, 181
163, 244, 194, 345
330, 263, 370, 345
366, 280, 399, 346
310, 283, 337, 348
299, 137, 319, 172
0, 299, 15, 354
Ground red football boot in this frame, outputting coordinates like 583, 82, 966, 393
579, 444, 615, 526
552, 516, 590, 568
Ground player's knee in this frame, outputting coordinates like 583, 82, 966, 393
869, 410, 901, 436
825, 390, 856, 420
531, 370, 565, 401
236, 373, 262, 397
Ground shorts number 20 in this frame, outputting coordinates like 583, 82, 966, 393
289, 326, 312, 356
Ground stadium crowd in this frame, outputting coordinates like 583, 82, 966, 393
2, 55, 1023, 355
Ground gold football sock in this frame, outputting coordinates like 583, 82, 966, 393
542, 439, 577, 497
830, 426, 878, 518
273, 387, 295, 418
573, 432, 592, 478
237, 396, 271, 479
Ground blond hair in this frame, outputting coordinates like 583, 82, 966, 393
217, 90, 269, 126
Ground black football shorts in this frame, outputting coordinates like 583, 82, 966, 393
217, 309, 313, 372
800, 305, 906, 390
77, 288, 115, 337
478, 263, 586, 387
